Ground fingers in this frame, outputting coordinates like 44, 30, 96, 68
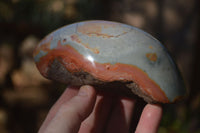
135, 104, 162, 133
38, 85, 97, 133
78, 93, 115, 133
45, 86, 79, 123
105, 98, 135, 133
38, 86, 79, 132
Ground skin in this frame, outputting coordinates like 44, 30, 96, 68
38, 85, 162, 133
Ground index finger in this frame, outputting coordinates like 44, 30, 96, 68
39, 86, 79, 132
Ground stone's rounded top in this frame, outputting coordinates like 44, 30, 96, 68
33, 20, 187, 103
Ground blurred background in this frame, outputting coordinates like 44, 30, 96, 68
0, 0, 199, 132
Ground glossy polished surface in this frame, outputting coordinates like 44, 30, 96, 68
33, 20, 186, 103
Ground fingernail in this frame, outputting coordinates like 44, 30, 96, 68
78, 85, 90, 96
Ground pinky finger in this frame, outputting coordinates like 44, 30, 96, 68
135, 104, 162, 133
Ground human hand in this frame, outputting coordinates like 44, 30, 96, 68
38, 85, 162, 133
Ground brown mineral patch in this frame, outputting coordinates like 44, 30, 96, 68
71, 34, 82, 43
33, 35, 53, 56
93, 48, 100, 54
149, 45, 153, 49
146, 53, 157, 62
70, 34, 100, 54
77, 22, 117, 38
63, 38, 67, 43
78, 23, 102, 35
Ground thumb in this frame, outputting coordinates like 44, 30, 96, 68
40, 85, 97, 133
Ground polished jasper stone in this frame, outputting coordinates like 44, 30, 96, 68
33, 20, 187, 103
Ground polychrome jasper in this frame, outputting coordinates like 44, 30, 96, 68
33, 20, 186, 103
